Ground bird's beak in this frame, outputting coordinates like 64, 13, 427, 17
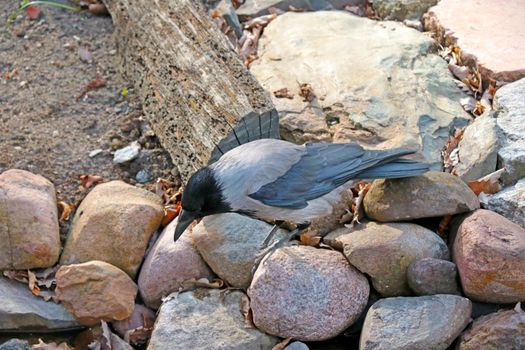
174, 209, 195, 242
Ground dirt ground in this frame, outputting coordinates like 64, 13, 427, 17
0, 1, 177, 205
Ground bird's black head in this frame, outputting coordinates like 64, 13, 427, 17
174, 167, 231, 241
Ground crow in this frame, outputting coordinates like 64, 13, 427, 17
173, 138, 428, 241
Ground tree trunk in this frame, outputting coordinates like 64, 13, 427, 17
102, 0, 279, 181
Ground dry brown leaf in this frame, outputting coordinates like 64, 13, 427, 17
437, 215, 452, 239
3, 270, 29, 283
28, 270, 41, 296
77, 75, 106, 101
460, 96, 477, 113
243, 14, 277, 29
161, 204, 181, 227
442, 128, 465, 173
468, 168, 505, 196
80, 174, 103, 189
124, 327, 153, 347
472, 100, 485, 117
273, 87, 294, 99
31, 339, 74, 350
299, 83, 315, 102
364, 0, 379, 19
4, 68, 17, 80
344, 4, 364, 16
299, 230, 321, 247
58, 201, 74, 222
448, 64, 470, 81
180, 277, 224, 290
240, 294, 255, 328
272, 338, 292, 350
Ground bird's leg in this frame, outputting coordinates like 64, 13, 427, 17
251, 223, 309, 276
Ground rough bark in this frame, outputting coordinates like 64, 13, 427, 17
103, 0, 279, 180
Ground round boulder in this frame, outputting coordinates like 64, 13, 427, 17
60, 181, 164, 278
453, 209, 525, 303
138, 218, 215, 309
0, 169, 60, 269
458, 307, 525, 349
341, 222, 449, 296
55, 261, 138, 326
248, 245, 369, 341
364, 171, 479, 222
407, 258, 460, 295
360, 295, 472, 350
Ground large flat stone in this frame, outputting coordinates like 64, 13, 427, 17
486, 178, 525, 228
0, 278, 81, 332
360, 295, 472, 350
423, 0, 525, 81
493, 78, 525, 185
250, 11, 471, 169
148, 289, 278, 350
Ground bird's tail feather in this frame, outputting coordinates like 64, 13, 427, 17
357, 158, 429, 179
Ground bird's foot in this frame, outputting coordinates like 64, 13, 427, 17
251, 228, 301, 276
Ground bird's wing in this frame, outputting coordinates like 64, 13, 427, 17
249, 143, 416, 209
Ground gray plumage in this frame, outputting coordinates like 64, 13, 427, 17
174, 139, 429, 240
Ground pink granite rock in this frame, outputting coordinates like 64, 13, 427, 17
0, 169, 60, 269
248, 246, 369, 341
453, 209, 525, 303
458, 307, 525, 350
138, 218, 215, 309
55, 261, 138, 326
424, 0, 525, 81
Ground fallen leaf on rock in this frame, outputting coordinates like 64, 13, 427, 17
442, 128, 465, 173
77, 75, 106, 101
240, 294, 255, 328
58, 201, 74, 222
437, 215, 452, 239
26, 5, 41, 20
79, 46, 93, 63
243, 14, 277, 29
28, 270, 41, 296
364, 0, 379, 19
3, 270, 28, 283
80, 174, 103, 189
460, 96, 477, 113
161, 203, 181, 227
273, 87, 294, 99
179, 277, 224, 290
472, 100, 485, 117
468, 168, 505, 196
272, 338, 292, 350
299, 230, 321, 247
124, 326, 152, 347
344, 5, 364, 16
448, 64, 470, 81
299, 83, 315, 102
31, 339, 73, 350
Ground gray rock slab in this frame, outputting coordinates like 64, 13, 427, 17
0, 339, 30, 350
364, 171, 480, 222
455, 113, 499, 181
458, 307, 525, 350
250, 11, 471, 169
493, 78, 525, 185
192, 213, 287, 289
486, 178, 525, 227
340, 222, 449, 296
360, 295, 472, 350
407, 258, 461, 295
147, 289, 278, 350
0, 278, 81, 332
